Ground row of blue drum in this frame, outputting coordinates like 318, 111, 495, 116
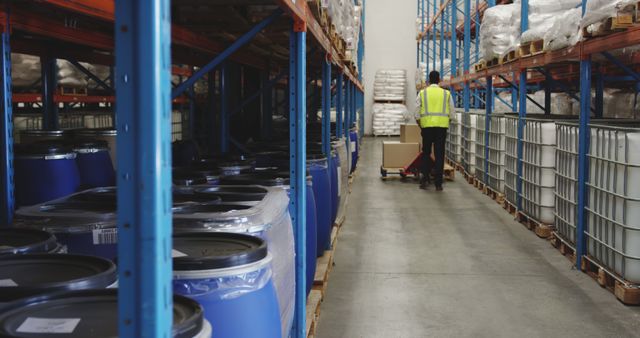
1, 130, 361, 338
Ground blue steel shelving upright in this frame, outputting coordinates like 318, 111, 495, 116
417, 0, 640, 273
0, 1, 366, 337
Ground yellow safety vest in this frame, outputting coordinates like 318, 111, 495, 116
419, 86, 451, 129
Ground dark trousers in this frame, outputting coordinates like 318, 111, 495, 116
421, 127, 447, 187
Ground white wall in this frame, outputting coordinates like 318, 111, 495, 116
363, 0, 417, 135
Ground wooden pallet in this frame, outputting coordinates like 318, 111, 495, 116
474, 60, 487, 72
306, 290, 323, 338
517, 211, 554, 239
486, 57, 500, 68
517, 42, 533, 58
473, 177, 485, 191
373, 99, 406, 105
483, 185, 505, 205
583, 14, 635, 38
444, 163, 455, 181
550, 234, 577, 265
309, 0, 328, 28
581, 256, 640, 305
502, 199, 517, 216
530, 39, 544, 55
461, 169, 475, 184
499, 50, 517, 65
59, 86, 88, 96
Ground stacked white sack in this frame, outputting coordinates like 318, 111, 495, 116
372, 103, 408, 136
12, 54, 40, 88
582, 0, 637, 35
520, 1, 581, 44
480, 4, 521, 60
374, 69, 406, 102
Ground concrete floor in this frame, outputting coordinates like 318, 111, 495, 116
316, 137, 640, 338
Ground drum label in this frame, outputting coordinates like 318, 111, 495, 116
351, 141, 356, 153
172, 249, 188, 258
92, 229, 118, 245
17, 317, 81, 334
0, 278, 17, 286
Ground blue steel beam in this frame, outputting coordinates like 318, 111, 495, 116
289, 23, 307, 338
575, 0, 591, 270
114, 0, 173, 337
172, 8, 283, 99
0, 28, 13, 226
450, 0, 457, 104
484, 76, 492, 185
463, 0, 471, 113
336, 72, 343, 137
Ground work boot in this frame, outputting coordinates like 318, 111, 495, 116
435, 186, 443, 192
419, 176, 429, 190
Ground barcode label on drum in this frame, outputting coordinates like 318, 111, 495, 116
92, 229, 118, 245
0, 278, 17, 286
17, 317, 81, 334
351, 141, 356, 153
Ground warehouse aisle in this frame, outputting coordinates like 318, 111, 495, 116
316, 137, 640, 338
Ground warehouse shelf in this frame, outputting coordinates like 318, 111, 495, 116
417, 0, 640, 281
0, 0, 365, 337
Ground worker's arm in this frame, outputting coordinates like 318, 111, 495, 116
414, 91, 422, 125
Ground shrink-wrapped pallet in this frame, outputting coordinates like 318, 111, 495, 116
479, 4, 521, 60
372, 103, 408, 136
582, 0, 637, 31
374, 69, 406, 102
520, 0, 581, 45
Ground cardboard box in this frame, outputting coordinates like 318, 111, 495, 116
382, 141, 421, 168
400, 124, 422, 144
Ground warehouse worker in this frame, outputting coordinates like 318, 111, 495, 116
415, 71, 454, 191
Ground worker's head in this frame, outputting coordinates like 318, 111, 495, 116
429, 71, 440, 85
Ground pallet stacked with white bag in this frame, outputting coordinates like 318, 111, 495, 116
372, 69, 408, 136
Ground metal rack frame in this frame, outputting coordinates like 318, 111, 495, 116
0, 1, 365, 337
417, 0, 640, 271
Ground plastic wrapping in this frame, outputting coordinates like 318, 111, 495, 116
520, 0, 581, 44
581, 0, 637, 29
480, 4, 521, 60
372, 103, 409, 136
416, 60, 451, 86
543, 8, 582, 51
173, 256, 273, 301
374, 69, 407, 102
173, 186, 294, 337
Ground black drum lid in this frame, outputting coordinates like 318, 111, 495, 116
0, 254, 117, 302
0, 229, 59, 255
173, 232, 267, 270
0, 289, 203, 338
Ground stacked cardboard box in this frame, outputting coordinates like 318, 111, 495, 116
381, 124, 422, 169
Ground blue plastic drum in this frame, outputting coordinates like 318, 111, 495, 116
307, 154, 332, 254
73, 141, 116, 188
350, 129, 359, 173
329, 150, 340, 225
173, 232, 281, 338
219, 172, 318, 296
14, 143, 80, 207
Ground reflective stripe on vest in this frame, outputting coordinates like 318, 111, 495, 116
419, 86, 451, 128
